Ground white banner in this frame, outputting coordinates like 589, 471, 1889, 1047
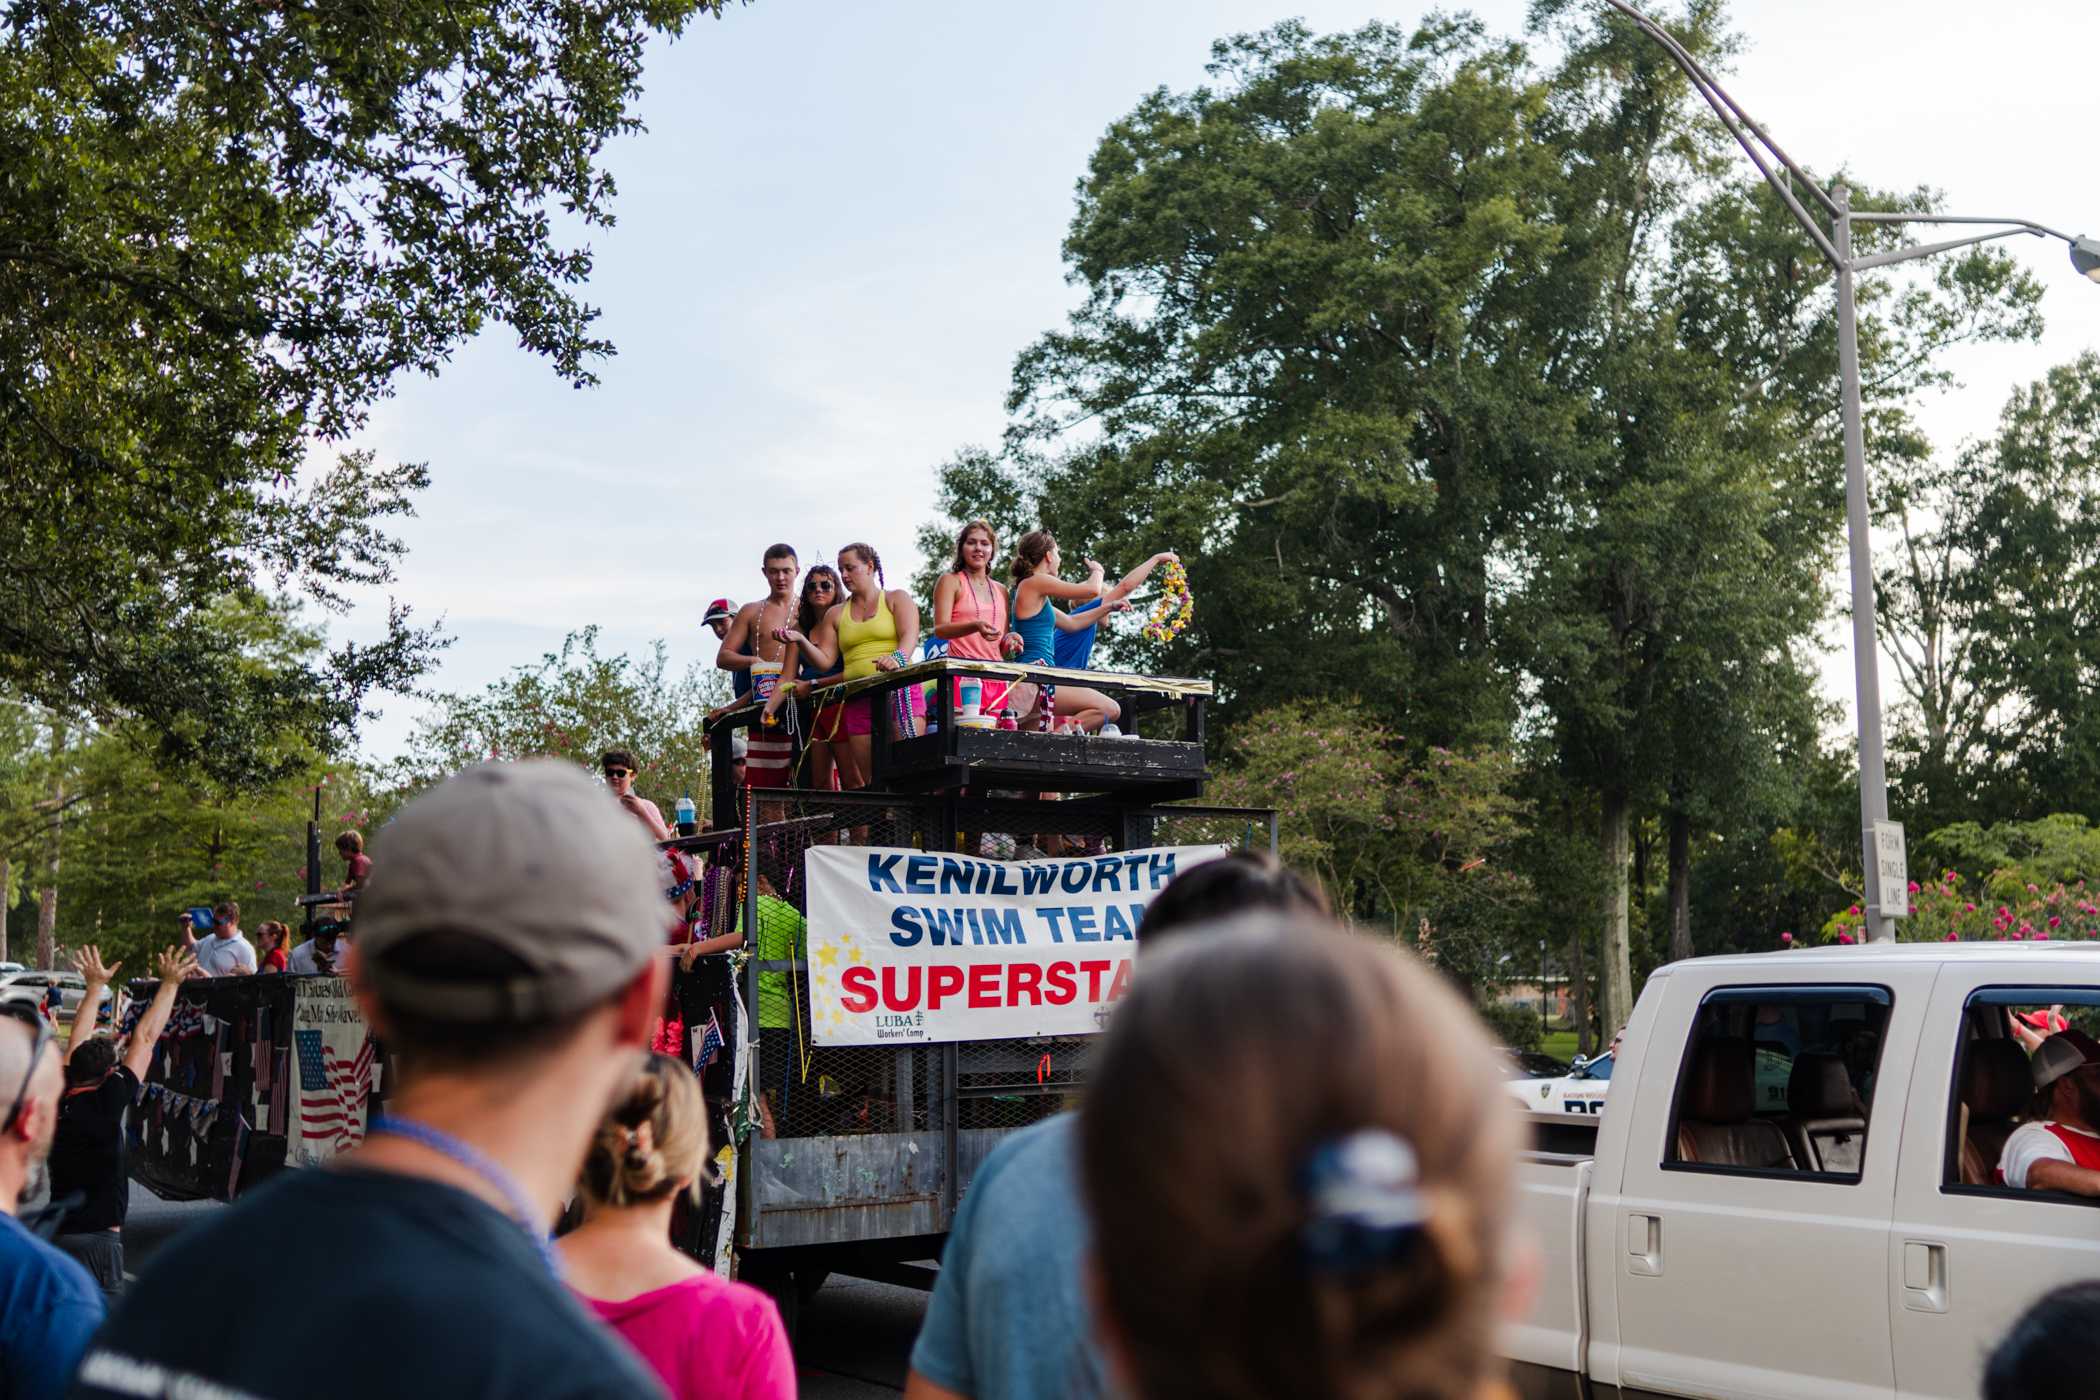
804, 844, 1226, 1045
288, 976, 375, 1166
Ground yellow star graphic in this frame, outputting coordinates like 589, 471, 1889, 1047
814, 941, 840, 970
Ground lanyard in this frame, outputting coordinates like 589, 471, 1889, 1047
367, 1114, 561, 1277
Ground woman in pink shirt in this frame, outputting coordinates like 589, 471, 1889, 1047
561, 1056, 794, 1399
929, 519, 1022, 713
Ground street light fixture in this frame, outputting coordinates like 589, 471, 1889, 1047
1601, 0, 2095, 943
2074, 237, 2100, 283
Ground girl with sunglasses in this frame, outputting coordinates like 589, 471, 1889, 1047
786, 564, 843, 790
768, 543, 921, 792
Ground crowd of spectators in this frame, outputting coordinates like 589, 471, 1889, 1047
0, 757, 2093, 1398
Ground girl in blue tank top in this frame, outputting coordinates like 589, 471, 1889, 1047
1006, 531, 1177, 732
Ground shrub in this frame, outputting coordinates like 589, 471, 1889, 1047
1476, 999, 1543, 1053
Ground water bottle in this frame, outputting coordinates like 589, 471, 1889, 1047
674, 795, 697, 836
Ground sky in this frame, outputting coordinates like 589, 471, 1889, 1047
335, 0, 2100, 762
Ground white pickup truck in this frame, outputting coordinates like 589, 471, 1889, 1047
1508, 941, 2100, 1400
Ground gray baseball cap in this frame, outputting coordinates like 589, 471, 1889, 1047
353, 760, 667, 1025
2031, 1028, 2100, 1090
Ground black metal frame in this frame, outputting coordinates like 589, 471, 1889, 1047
702, 657, 1215, 823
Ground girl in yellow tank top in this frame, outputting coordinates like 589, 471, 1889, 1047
837, 589, 904, 680
772, 542, 924, 790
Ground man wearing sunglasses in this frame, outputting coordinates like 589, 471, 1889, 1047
600, 750, 672, 842
0, 998, 105, 1397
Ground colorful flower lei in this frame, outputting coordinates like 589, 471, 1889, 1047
1143, 559, 1194, 642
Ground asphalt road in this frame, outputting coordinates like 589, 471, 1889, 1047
124, 1185, 930, 1397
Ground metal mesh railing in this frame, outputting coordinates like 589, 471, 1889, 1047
715, 791, 1274, 1143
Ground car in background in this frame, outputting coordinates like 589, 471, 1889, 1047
1510, 1050, 1572, 1078
1506, 1047, 1615, 1117
0, 961, 23, 977
0, 969, 88, 1019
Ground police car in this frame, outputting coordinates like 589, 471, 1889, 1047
1506, 1048, 1615, 1116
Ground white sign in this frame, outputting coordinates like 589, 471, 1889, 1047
1873, 820, 1909, 919
287, 976, 375, 1165
804, 844, 1227, 1045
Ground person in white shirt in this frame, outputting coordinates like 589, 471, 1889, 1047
188, 903, 257, 978
1997, 1027, 2100, 1194
287, 924, 349, 977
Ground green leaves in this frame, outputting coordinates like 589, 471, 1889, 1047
393, 628, 728, 823
1878, 352, 2100, 825
0, 0, 722, 786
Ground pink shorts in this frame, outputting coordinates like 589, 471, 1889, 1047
818, 688, 926, 739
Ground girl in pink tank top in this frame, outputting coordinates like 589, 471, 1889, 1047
931, 520, 1021, 711
560, 1057, 794, 1399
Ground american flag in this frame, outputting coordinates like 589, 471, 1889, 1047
693, 1011, 725, 1071
295, 1028, 374, 1150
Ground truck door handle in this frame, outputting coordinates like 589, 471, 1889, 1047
1627, 1213, 1663, 1277
1903, 1241, 1948, 1313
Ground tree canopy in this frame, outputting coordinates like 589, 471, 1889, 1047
923, 6, 2046, 1030
0, 0, 729, 786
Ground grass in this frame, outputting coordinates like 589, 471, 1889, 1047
1539, 1029, 1581, 1063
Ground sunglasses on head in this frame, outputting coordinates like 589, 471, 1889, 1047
0, 1000, 52, 1135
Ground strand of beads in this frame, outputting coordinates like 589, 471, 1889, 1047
1143, 559, 1194, 642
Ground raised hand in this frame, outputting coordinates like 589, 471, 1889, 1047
72, 945, 120, 985
1084, 558, 1105, 578
156, 945, 199, 983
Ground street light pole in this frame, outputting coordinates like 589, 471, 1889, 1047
1830, 188, 1897, 943
1600, 0, 2094, 942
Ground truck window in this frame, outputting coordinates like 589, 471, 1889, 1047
1666, 984, 1891, 1181
1946, 987, 2100, 1199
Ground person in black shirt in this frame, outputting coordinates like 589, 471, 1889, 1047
73, 760, 675, 1400
48, 945, 194, 1301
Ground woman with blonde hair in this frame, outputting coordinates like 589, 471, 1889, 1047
560, 1056, 793, 1399
1081, 916, 1529, 1400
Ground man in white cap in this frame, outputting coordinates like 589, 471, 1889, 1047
1998, 1027, 2100, 1195
75, 761, 672, 1399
